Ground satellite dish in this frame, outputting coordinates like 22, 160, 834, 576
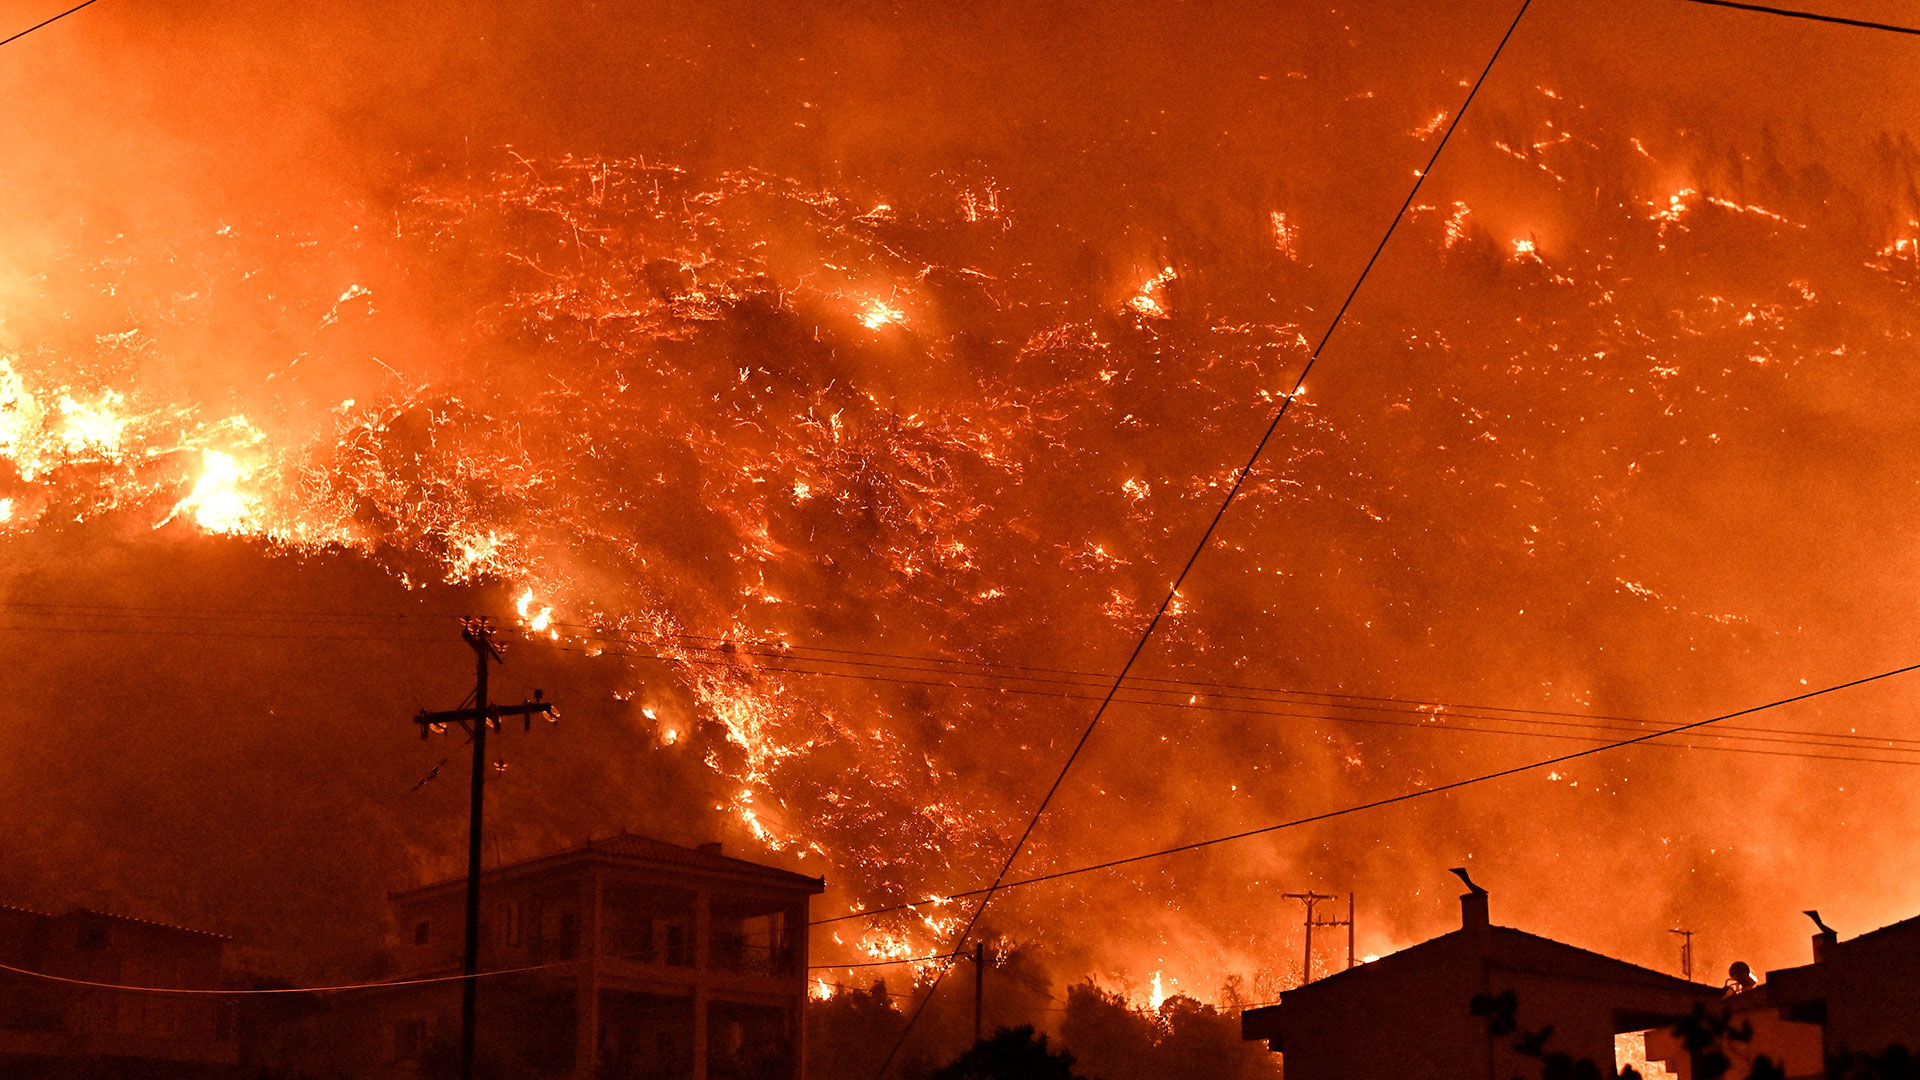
1726, 961, 1757, 992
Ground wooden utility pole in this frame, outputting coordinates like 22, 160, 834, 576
413, 617, 556, 1080
1282, 892, 1334, 985
1669, 928, 1694, 980
973, 941, 985, 1043
1345, 893, 1356, 969
1284, 891, 1356, 984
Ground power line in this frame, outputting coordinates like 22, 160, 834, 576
1675, 0, 1920, 35
0, 622, 445, 644
9, 601, 1909, 756
551, 619, 1654, 723
868, 3, 1538, 1074
804, 656, 1920, 931
9, 605, 1911, 766
0, 0, 102, 49
528, 638, 1920, 767
0, 601, 456, 622
0, 608, 1912, 768
18, 601, 1659, 726
7, 656, 1912, 993
569, 629, 1920, 754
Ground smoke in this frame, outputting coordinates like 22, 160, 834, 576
2, 0, 1920, 999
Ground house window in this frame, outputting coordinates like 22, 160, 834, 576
413, 920, 430, 946
559, 912, 579, 960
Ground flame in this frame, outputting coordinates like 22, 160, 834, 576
173, 450, 259, 535
1148, 970, 1167, 1010
1269, 211, 1299, 260
514, 587, 554, 633
1127, 266, 1177, 317
860, 298, 906, 329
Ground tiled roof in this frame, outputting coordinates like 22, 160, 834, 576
0, 899, 228, 939
581, 833, 825, 890
67, 908, 231, 940
1258, 922, 1711, 1006
394, 832, 825, 896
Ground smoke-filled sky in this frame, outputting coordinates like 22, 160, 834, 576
4, 0, 1920, 1005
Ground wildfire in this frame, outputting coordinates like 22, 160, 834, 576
1127, 266, 1177, 317
4, 105, 1914, 1007
173, 450, 259, 534
1269, 211, 1299, 260
514, 588, 554, 633
860, 298, 906, 329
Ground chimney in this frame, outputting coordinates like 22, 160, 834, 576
1461, 889, 1489, 932
1804, 911, 1836, 963
697, 842, 723, 855
1449, 867, 1489, 933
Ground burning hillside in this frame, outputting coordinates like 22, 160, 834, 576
2, 0, 1920, 1012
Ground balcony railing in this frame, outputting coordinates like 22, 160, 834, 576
595, 927, 693, 968
709, 935, 797, 976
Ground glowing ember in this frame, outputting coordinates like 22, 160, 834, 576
1127, 266, 1177, 317
860, 298, 906, 329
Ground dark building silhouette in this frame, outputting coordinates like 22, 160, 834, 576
0, 902, 236, 1079
313, 833, 824, 1080
1241, 882, 1718, 1079
1688, 912, 1920, 1077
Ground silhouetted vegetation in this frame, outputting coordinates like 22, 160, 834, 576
1474, 990, 1916, 1080
805, 972, 1278, 1080
929, 1026, 1084, 1080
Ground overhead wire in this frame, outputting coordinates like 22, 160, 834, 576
1674, 0, 1920, 35
866, 3, 1540, 1074
524, 637, 1920, 767
0, 0, 102, 49
795, 654, 1920, 936
551, 628, 1920, 756
0, 651, 1912, 989
7, 595, 1912, 757
5, 602, 1907, 760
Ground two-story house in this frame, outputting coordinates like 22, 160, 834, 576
0, 902, 237, 1079
346, 832, 823, 1080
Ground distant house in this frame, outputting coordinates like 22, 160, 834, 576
0, 902, 237, 1079
1706, 912, 1920, 1076
1241, 882, 1718, 1079
321, 832, 824, 1080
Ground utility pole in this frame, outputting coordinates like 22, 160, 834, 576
414, 617, 556, 1080
1282, 892, 1334, 985
1284, 891, 1356, 985
1669, 928, 1694, 981
973, 941, 985, 1043
1346, 893, 1356, 970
